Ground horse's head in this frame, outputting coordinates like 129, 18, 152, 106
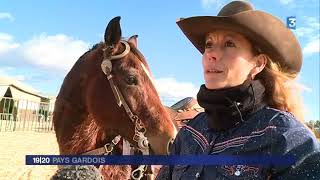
83, 17, 177, 155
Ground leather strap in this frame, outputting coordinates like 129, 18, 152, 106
82, 135, 121, 155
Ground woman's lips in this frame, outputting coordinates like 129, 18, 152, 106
206, 69, 223, 73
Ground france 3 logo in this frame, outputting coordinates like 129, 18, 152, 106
287, 16, 296, 29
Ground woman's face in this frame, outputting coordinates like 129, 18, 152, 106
202, 30, 257, 89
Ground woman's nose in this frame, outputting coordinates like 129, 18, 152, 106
205, 47, 220, 62
208, 54, 217, 62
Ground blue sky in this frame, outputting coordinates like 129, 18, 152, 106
0, 0, 319, 121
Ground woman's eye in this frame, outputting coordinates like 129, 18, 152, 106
225, 40, 236, 47
205, 42, 213, 49
126, 75, 138, 85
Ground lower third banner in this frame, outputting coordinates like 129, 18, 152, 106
26, 155, 296, 166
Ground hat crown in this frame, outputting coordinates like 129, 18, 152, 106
218, 1, 254, 16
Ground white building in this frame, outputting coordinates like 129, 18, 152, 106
0, 76, 52, 121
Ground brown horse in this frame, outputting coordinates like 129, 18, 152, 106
53, 17, 177, 179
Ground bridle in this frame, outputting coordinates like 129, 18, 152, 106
82, 40, 154, 180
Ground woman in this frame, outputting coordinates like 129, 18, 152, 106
156, 1, 320, 179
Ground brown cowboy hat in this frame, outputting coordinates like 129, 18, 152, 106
177, 1, 302, 74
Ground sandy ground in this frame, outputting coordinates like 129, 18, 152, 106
0, 131, 59, 180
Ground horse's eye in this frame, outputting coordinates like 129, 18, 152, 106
126, 75, 138, 85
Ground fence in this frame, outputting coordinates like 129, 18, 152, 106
0, 97, 54, 132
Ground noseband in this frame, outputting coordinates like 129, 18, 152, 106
83, 40, 153, 180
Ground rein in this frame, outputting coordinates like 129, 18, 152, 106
83, 40, 154, 180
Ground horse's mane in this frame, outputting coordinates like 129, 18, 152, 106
90, 42, 103, 51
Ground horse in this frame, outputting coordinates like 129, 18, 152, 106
53, 16, 177, 180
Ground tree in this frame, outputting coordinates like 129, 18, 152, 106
306, 120, 315, 129
314, 120, 320, 128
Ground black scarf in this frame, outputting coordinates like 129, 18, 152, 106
197, 79, 266, 131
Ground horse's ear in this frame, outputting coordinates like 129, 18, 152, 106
104, 16, 122, 47
128, 35, 138, 48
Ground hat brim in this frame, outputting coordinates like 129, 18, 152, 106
177, 10, 302, 74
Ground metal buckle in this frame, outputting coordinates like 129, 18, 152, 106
131, 165, 146, 180
104, 143, 113, 155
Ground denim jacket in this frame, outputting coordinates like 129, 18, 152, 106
156, 107, 320, 180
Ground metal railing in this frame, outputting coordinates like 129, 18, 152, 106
0, 97, 54, 132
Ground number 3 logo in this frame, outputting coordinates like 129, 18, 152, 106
287, 16, 296, 29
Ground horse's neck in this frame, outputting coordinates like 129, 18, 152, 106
66, 113, 122, 154
64, 114, 102, 154
65, 114, 133, 179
